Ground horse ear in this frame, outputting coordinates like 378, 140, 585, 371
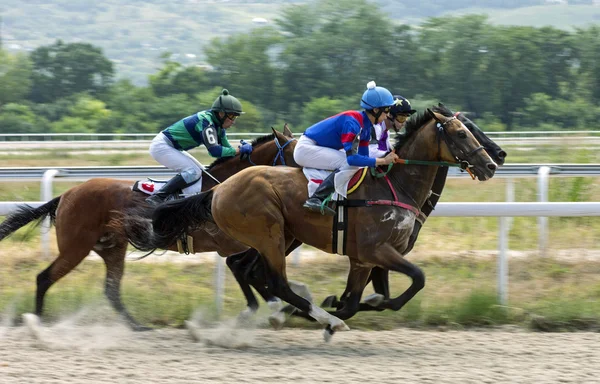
283, 122, 294, 138
427, 108, 441, 123
272, 127, 286, 143
438, 102, 445, 108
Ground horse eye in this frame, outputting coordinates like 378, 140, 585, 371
458, 130, 467, 139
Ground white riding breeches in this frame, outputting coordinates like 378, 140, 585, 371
149, 133, 204, 195
293, 135, 361, 198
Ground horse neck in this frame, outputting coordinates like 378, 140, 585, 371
390, 121, 442, 208
203, 141, 278, 190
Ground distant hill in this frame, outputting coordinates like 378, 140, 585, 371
443, 4, 600, 30
2, 1, 599, 84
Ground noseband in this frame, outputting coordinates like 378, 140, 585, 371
245, 137, 297, 166
435, 116, 484, 171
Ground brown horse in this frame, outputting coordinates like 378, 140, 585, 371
146, 109, 497, 339
227, 103, 508, 321
0, 127, 296, 330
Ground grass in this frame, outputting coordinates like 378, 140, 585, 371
0, 243, 598, 331
1, 144, 599, 331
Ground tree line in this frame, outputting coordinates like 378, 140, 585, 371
1, 0, 599, 135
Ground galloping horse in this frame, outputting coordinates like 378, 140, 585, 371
227, 103, 507, 323
146, 109, 497, 338
0, 128, 296, 330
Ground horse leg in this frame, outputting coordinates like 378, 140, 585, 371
96, 242, 150, 331
226, 248, 281, 319
35, 247, 91, 319
325, 260, 373, 321
373, 244, 425, 312
257, 242, 349, 340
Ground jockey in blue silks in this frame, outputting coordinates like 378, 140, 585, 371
293, 81, 399, 216
369, 95, 417, 158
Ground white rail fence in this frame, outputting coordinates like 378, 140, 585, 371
1, 167, 599, 311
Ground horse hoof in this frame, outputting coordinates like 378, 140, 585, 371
267, 299, 283, 312
268, 311, 286, 330
131, 324, 153, 332
184, 320, 202, 342
22, 313, 42, 340
321, 295, 339, 308
330, 319, 350, 333
362, 293, 385, 307
323, 326, 335, 343
236, 307, 256, 328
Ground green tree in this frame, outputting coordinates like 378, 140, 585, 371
300, 97, 345, 128
0, 103, 48, 133
149, 54, 210, 98
50, 96, 111, 133
205, 27, 282, 111
0, 50, 33, 105
29, 40, 114, 103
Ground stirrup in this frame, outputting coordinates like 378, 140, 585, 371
146, 194, 166, 206
303, 199, 335, 216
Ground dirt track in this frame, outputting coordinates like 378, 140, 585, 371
1, 320, 598, 384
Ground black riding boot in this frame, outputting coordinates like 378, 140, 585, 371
145, 173, 189, 206
303, 171, 337, 216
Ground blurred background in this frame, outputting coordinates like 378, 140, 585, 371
0, 0, 599, 331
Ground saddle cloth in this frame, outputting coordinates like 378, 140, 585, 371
302, 167, 368, 197
131, 179, 168, 195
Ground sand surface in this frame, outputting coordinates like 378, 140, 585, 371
1, 318, 598, 384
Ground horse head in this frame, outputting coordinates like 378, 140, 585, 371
434, 103, 507, 166
204, 126, 297, 188
425, 108, 497, 181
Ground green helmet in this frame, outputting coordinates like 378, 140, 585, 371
211, 89, 244, 115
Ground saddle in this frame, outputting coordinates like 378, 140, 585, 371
132, 179, 168, 195
131, 179, 192, 254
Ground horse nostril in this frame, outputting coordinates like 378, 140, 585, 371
499, 151, 507, 159
487, 162, 497, 171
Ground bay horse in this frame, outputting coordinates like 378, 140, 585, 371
145, 109, 498, 339
227, 103, 507, 323
0, 127, 296, 330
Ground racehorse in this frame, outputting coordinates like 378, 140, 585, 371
143, 108, 498, 339
0, 127, 296, 330
227, 103, 507, 324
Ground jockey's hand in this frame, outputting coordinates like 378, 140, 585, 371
383, 151, 399, 165
238, 140, 253, 155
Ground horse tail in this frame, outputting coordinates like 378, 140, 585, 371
0, 197, 61, 241
151, 190, 214, 249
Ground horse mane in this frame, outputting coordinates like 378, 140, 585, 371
206, 133, 276, 170
392, 103, 457, 152
431, 103, 453, 117
393, 111, 433, 152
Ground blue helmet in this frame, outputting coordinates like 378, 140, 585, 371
360, 81, 394, 110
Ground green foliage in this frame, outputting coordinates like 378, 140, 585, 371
28, 40, 114, 103
0, 51, 32, 105
50, 96, 111, 133
0, 103, 49, 133
0, 1, 600, 135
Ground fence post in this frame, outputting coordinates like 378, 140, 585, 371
40, 169, 61, 259
537, 166, 551, 257
497, 216, 509, 306
214, 253, 226, 319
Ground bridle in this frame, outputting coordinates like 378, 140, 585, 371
432, 114, 485, 172
244, 136, 297, 166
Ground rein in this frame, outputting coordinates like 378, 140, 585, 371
246, 137, 296, 166
371, 113, 482, 180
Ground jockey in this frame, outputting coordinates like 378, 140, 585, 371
369, 95, 417, 158
146, 89, 252, 205
293, 81, 399, 216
